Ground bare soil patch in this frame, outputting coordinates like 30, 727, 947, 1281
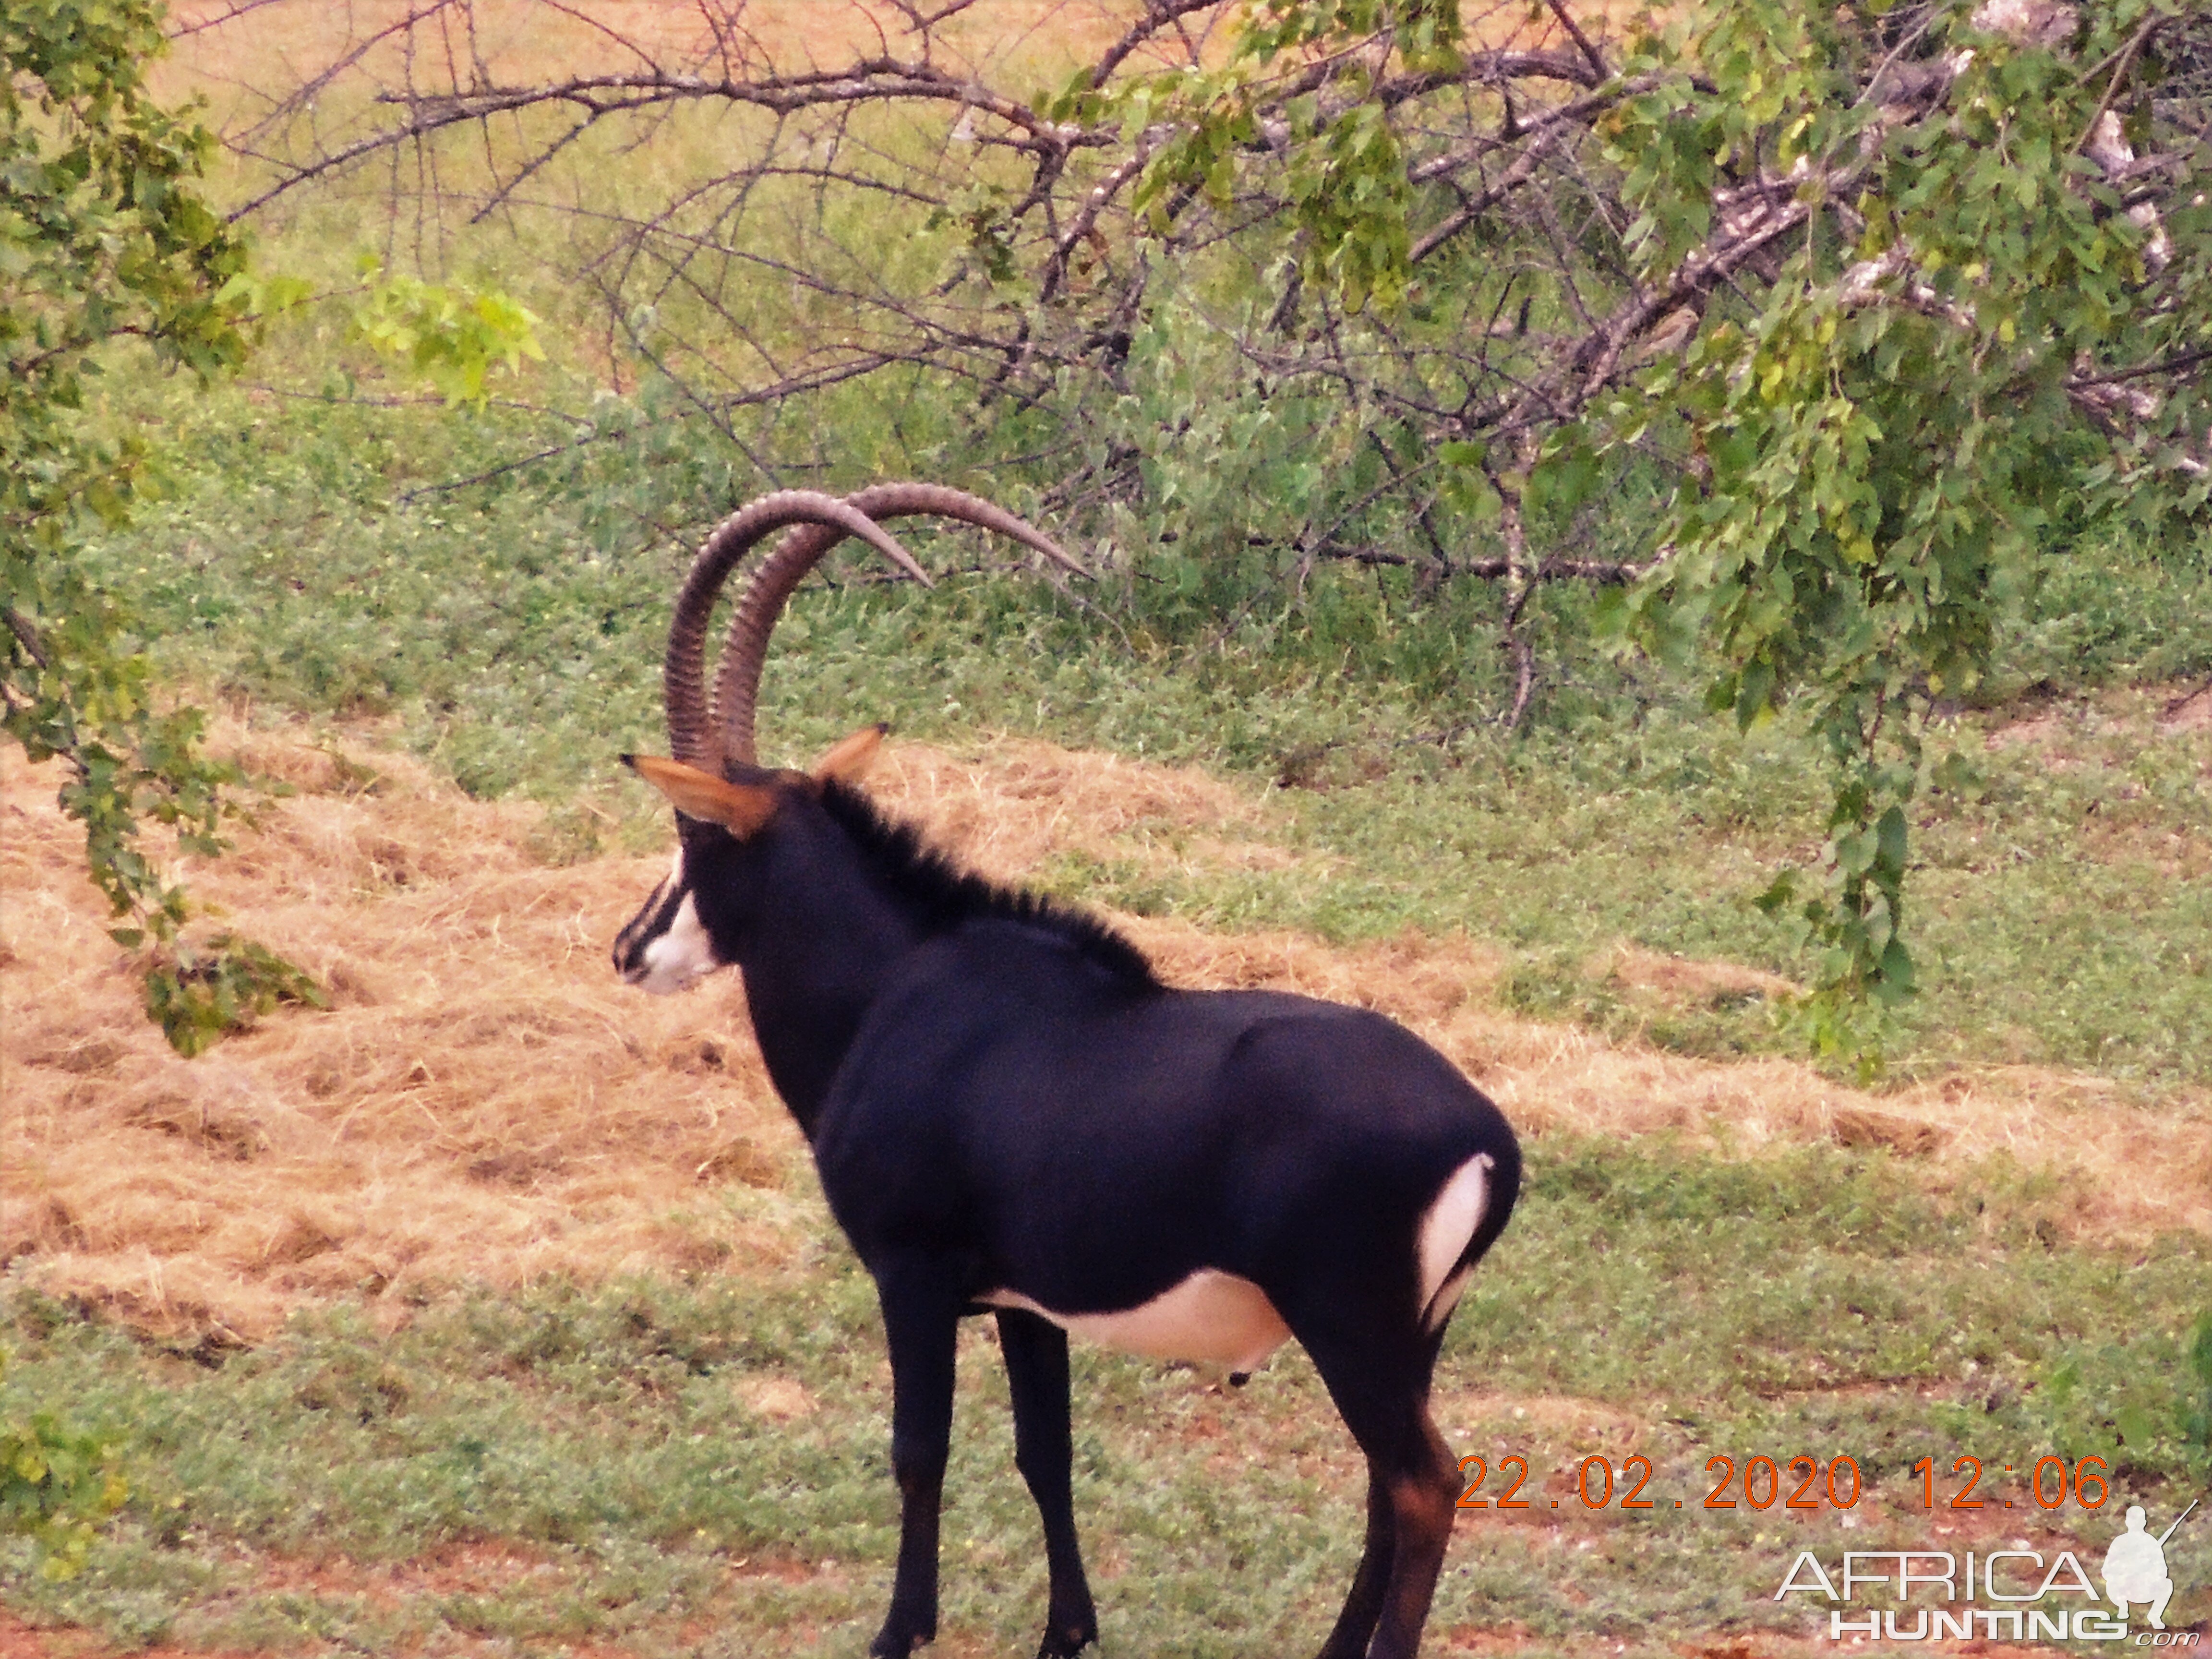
0, 1609, 256, 1659
2161, 677, 2212, 732
4, 721, 2205, 1346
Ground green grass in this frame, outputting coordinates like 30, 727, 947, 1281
80, 378, 2212, 1093
6, 1140, 2206, 1656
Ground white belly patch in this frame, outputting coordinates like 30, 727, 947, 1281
980, 1270, 1292, 1374
1417, 1153, 1495, 1331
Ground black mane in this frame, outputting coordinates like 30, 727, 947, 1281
817, 779, 1159, 989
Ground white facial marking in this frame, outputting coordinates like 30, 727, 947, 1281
981, 1270, 1291, 1374
1417, 1153, 1494, 1331
636, 891, 719, 994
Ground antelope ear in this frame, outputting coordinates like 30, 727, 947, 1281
812, 723, 888, 786
622, 755, 781, 837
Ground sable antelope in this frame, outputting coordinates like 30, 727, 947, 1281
613, 485, 1521, 1659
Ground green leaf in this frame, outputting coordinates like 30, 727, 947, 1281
1753, 869, 1799, 915
1875, 937, 1914, 999
143, 931, 327, 1055
1875, 805, 1908, 876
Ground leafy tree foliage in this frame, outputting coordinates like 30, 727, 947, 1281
2, 0, 249, 974
1108, 0, 2208, 1058
1594, 0, 2209, 1058
3, 2, 541, 1050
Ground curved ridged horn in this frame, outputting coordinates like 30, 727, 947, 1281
710, 483, 1089, 769
664, 492, 930, 770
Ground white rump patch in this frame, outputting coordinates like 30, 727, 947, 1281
981, 1270, 1292, 1375
636, 891, 718, 994
1417, 1154, 1495, 1331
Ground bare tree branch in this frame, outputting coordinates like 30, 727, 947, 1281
209, 0, 2203, 723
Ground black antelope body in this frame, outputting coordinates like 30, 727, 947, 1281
613, 486, 1521, 1659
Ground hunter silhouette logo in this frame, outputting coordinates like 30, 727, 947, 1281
2105, 1501, 2194, 1632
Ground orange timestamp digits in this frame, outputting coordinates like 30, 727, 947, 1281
1456, 1454, 1864, 1511
1701, 1455, 1860, 1508
1454, 1455, 1534, 1507
1911, 1454, 2108, 1510
1451, 1452, 2114, 1514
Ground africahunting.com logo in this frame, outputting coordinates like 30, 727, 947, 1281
1776, 1500, 2200, 1645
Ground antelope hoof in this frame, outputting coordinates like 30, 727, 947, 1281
869, 1616, 935, 1656
1037, 1616, 1098, 1659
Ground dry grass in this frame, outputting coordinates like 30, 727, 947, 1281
2, 724, 805, 1346
157, 0, 1190, 125
153, 0, 1644, 132
4, 720, 2205, 1346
